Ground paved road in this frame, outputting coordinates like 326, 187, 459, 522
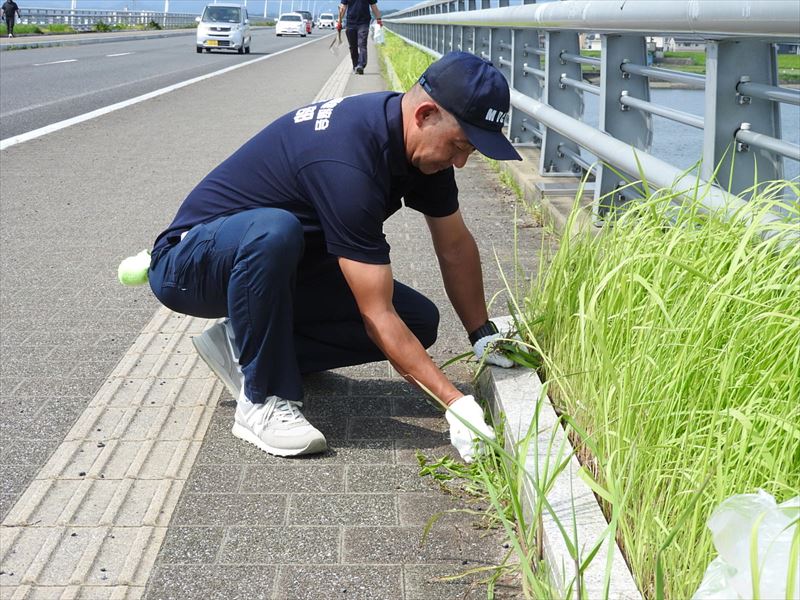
0, 28, 334, 138
0, 34, 540, 598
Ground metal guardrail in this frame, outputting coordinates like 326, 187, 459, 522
385, 0, 800, 229
19, 7, 197, 31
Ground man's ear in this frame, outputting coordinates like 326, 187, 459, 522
413, 101, 440, 129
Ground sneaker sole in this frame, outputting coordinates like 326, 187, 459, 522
231, 422, 328, 457
192, 329, 241, 398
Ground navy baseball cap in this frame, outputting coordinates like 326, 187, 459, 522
418, 52, 521, 161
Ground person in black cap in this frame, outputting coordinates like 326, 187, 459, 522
148, 51, 521, 462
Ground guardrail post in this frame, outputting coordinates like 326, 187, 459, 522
595, 34, 653, 219
434, 3, 442, 55
425, 6, 432, 51
448, 1, 457, 53
510, 29, 542, 146
456, 0, 465, 51
474, 0, 490, 61
541, 31, 584, 174
491, 25, 511, 74
464, 0, 478, 54
703, 40, 783, 196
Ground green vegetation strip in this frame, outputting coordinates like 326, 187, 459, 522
523, 183, 800, 598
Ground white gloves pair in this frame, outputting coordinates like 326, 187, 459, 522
445, 395, 495, 463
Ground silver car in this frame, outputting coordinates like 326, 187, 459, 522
196, 3, 252, 54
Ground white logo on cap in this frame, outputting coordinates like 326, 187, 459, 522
485, 108, 507, 124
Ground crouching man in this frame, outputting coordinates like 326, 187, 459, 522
148, 52, 520, 461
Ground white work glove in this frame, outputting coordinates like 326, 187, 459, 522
445, 395, 495, 463
471, 321, 515, 368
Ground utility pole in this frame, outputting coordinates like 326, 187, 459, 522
263, 0, 267, 19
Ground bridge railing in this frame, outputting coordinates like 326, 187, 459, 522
385, 0, 800, 228
19, 7, 197, 31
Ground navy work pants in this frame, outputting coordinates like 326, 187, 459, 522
148, 208, 439, 403
346, 23, 370, 69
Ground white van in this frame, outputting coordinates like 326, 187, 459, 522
196, 3, 251, 54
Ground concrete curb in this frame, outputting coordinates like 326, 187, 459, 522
0, 29, 195, 51
478, 317, 642, 599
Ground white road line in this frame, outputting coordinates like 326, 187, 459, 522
106, 52, 133, 57
1, 35, 331, 151
33, 59, 77, 66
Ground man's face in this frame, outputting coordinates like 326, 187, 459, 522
409, 106, 476, 175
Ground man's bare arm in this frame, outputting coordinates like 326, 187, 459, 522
338, 257, 462, 406
426, 211, 489, 334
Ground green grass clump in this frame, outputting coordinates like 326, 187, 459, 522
0, 23, 42, 35
381, 30, 435, 91
524, 181, 800, 598
41, 23, 75, 33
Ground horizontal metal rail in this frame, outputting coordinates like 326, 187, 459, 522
19, 7, 197, 30
620, 62, 706, 88
737, 126, 800, 161
560, 75, 600, 95
390, 0, 800, 39
737, 79, 800, 106
522, 63, 545, 79
560, 52, 601, 67
619, 92, 704, 129
509, 89, 795, 241
558, 144, 596, 173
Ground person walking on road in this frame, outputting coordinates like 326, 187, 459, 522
1, 0, 21, 38
337, 0, 380, 74
148, 52, 521, 461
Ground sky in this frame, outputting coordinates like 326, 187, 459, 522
21, 0, 432, 16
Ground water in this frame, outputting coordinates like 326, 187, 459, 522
578, 89, 800, 183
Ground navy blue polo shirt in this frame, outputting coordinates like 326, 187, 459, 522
153, 92, 459, 265
341, 0, 376, 26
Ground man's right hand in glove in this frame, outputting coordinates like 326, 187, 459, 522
445, 395, 495, 463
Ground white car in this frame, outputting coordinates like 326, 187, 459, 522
317, 13, 335, 28
196, 3, 251, 54
276, 13, 306, 37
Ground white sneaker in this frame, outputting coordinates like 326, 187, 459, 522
192, 319, 243, 398
232, 392, 327, 456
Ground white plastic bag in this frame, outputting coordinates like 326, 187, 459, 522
373, 23, 385, 45
692, 490, 800, 600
